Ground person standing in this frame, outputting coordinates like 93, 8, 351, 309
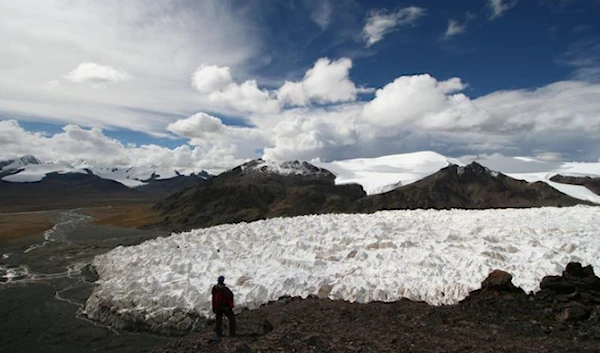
211, 275, 236, 337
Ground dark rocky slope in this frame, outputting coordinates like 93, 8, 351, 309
0, 172, 158, 212
135, 173, 210, 196
147, 262, 600, 353
153, 160, 365, 231
360, 163, 584, 211
550, 174, 600, 195
153, 161, 587, 232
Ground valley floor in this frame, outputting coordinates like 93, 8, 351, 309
0, 203, 158, 241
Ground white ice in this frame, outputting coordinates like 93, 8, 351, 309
87, 206, 600, 322
314, 151, 464, 195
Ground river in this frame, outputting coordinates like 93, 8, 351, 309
0, 209, 173, 353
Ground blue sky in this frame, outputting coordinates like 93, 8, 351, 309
249, 0, 598, 94
1, 0, 600, 172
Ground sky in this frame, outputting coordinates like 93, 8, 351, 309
1, 0, 600, 173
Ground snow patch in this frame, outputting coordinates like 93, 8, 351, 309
1, 162, 87, 182
1, 155, 208, 186
86, 206, 600, 328
249, 160, 330, 177
314, 151, 463, 195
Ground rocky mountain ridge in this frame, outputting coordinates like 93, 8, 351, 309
153, 160, 590, 231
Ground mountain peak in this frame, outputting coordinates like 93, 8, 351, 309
239, 159, 333, 178
0, 155, 42, 172
454, 162, 500, 178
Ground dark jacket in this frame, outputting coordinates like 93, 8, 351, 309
212, 284, 234, 313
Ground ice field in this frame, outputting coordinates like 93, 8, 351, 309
86, 206, 600, 322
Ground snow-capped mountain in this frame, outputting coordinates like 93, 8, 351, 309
312, 151, 600, 204
243, 159, 333, 178
0, 155, 42, 172
0, 155, 211, 189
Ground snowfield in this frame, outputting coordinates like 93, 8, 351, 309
314, 151, 464, 195
86, 206, 600, 325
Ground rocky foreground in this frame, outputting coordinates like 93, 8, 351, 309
147, 262, 600, 353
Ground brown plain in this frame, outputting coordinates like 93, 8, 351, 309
0, 211, 57, 241
83, 204, 160, 228
0, 204, 159, 242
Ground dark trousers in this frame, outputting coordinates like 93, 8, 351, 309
215, 307, 236, 337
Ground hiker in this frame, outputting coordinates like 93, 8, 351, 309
212, 275, 236, 337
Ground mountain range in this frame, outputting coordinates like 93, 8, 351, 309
0, 155, 210, 212
1, 152, 599, 221
152, 157, 598, 231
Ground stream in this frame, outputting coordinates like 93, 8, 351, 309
0, 209, 172, 353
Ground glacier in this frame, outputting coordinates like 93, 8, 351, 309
85, 206, 600, 331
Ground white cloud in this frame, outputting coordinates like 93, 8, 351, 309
190, 64, 279, 115
206, 80, 280, 115
309, 0, 333, 30
361, 74, 483, 130
444, 20, 467, 39
262, 73, 600, 163
474, 80, 600, 134
487, 0, 517, 20
0, 119, 248, 174
167, 113, 225, 137
190, 57, 371, 115
277, 58, 362, 106
0, 1, 260, 133
262, 104, 363, 162
363, 7, 426, 47
65, 62, 132, 86
3, 40, 600, 171
561, 37, 600, 82
191, 65, 233, 93
167, 113, 268, 162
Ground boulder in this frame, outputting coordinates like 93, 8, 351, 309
540, 262, 600, 295
564, 262, 596, 279
481, 270, 523, 293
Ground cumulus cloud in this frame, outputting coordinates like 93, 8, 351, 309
191, 65, 233, 93
361, 75, 484, 130
190, 64, 279, 115
363, 7, 426, 47
278, 58, 363, 106
4, 46, 600, 171
0, 119, 249, 174
65, 62, 132, 86
487, 0, 517, 20
167, 112, 225, 137
262, 73, 600, 163
191, 57, 372, 115
166, 113, 268, 162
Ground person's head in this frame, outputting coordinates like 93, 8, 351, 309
217, 275, 225, 284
